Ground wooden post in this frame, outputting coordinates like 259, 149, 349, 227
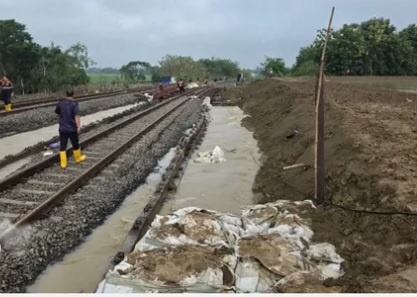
314, 6, 335, 206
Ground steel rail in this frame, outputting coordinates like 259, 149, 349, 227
112, 114, 208, 267
0, 87, 211, 244
0, 87, 207, 190
0, 86, 155, 117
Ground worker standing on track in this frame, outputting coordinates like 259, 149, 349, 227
178, 79, 185, 94
55, 90, 86, 169
1, 76, 13, 111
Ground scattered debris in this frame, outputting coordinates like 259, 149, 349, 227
43, 151, 53, 157
48, 142, 59, 149
286, 127, 301, 139
194, 146, 226, 163
283, 163, 307, 171
187, 82, 199, 89
202, 97, 212, 110
143, 93, 154, 102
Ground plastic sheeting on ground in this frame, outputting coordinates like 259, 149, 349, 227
187, 82, 199, 89
202, 97, 212, 109
97, 200, 344, 293
194, 146, 226, 163
143, 93, 154, 102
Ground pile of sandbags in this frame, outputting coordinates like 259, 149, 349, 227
109, 200, 344, 293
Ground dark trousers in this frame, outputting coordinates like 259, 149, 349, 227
179, 86, 185, 93
1, 90, 10, 104
59, 131, 80, 151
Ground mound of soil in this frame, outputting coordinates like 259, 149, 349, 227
235, 78, 417, 292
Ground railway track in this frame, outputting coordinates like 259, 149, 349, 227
0, 86, 210, 244
0, 85, 155, 117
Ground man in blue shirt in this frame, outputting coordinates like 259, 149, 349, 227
55, 90, 86, 169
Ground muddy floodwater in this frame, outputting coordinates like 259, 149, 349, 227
0, 103, 141, 161
28, 149, 176, 293
28, 106, 260, 293
0, 157, 31, 180
161, 106, 260, 215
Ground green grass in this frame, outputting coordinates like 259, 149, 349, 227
87, 73, 121, 83
87, 73, 153, 84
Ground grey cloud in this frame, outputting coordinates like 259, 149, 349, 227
1, 0, 416, 68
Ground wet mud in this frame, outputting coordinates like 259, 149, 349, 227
231, 78, 417, 292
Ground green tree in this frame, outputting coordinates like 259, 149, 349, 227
291, 45, 318, 76
120, 61, 151, 83
65, 42, 94, 69
159, 55, 206, 80
33, 44, 90, 92
150, 66, 162, 83
291, 18, 417, 76
0, 19, 40, 93
0, 19, 91, 94
261, 57, 287, 76
199, 58, 240, 79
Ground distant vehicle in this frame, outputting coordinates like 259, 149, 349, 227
160, 76, 176, 85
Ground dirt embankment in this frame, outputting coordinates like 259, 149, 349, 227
229, 78, 417, 292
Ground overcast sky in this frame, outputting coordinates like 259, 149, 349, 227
1, 0, 416, 69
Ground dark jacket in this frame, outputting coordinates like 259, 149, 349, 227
55, 98, 79, 133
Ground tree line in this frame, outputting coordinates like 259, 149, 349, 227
1, 19, 253, 95
118, 55, 253, 84
0, 20, 93, 94
262, 18, 417, 77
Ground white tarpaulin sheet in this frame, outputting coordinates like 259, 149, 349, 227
96, 200, 344, 293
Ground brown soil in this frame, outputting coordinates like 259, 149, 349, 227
125, 245, 234, 286
232, 78, 417, 292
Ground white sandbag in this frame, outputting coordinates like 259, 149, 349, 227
234, 259, 278, 293
202, 97, 212, 109
134, 208, 244, 252
236, 234, 313, 278
303, 243, 345, 279
99, 200, 345, 293
112, 244, 237, 293
194, 146, 226, 163
187, 82, 199, 89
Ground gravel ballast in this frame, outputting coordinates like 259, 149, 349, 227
0, 94, 143, 137
0, 99, 203, 293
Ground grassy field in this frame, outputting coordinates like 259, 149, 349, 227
87, 73, 153, 84
87, 73, 121, 84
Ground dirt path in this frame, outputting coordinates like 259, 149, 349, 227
229, 78, 417, 292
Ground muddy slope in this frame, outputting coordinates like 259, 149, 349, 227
234, 78, 417, 292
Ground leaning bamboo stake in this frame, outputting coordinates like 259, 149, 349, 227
314, 6, 335, 206
283, 163, 305, 171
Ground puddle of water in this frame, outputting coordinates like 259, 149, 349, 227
161, 106, 260, 215
0, 157, 31, 180
28, 148, 176, 293
0, 103, 142, 160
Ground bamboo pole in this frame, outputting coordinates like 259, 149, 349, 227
314, 7, 335, 205
283, 163, 306, 171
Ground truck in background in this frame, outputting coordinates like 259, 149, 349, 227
160, 76, 176, 85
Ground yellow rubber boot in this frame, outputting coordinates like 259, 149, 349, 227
8, 104, 12, 110
73, 149, 86, 164
4, 105, 7, 111
60, 151, 67, 169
